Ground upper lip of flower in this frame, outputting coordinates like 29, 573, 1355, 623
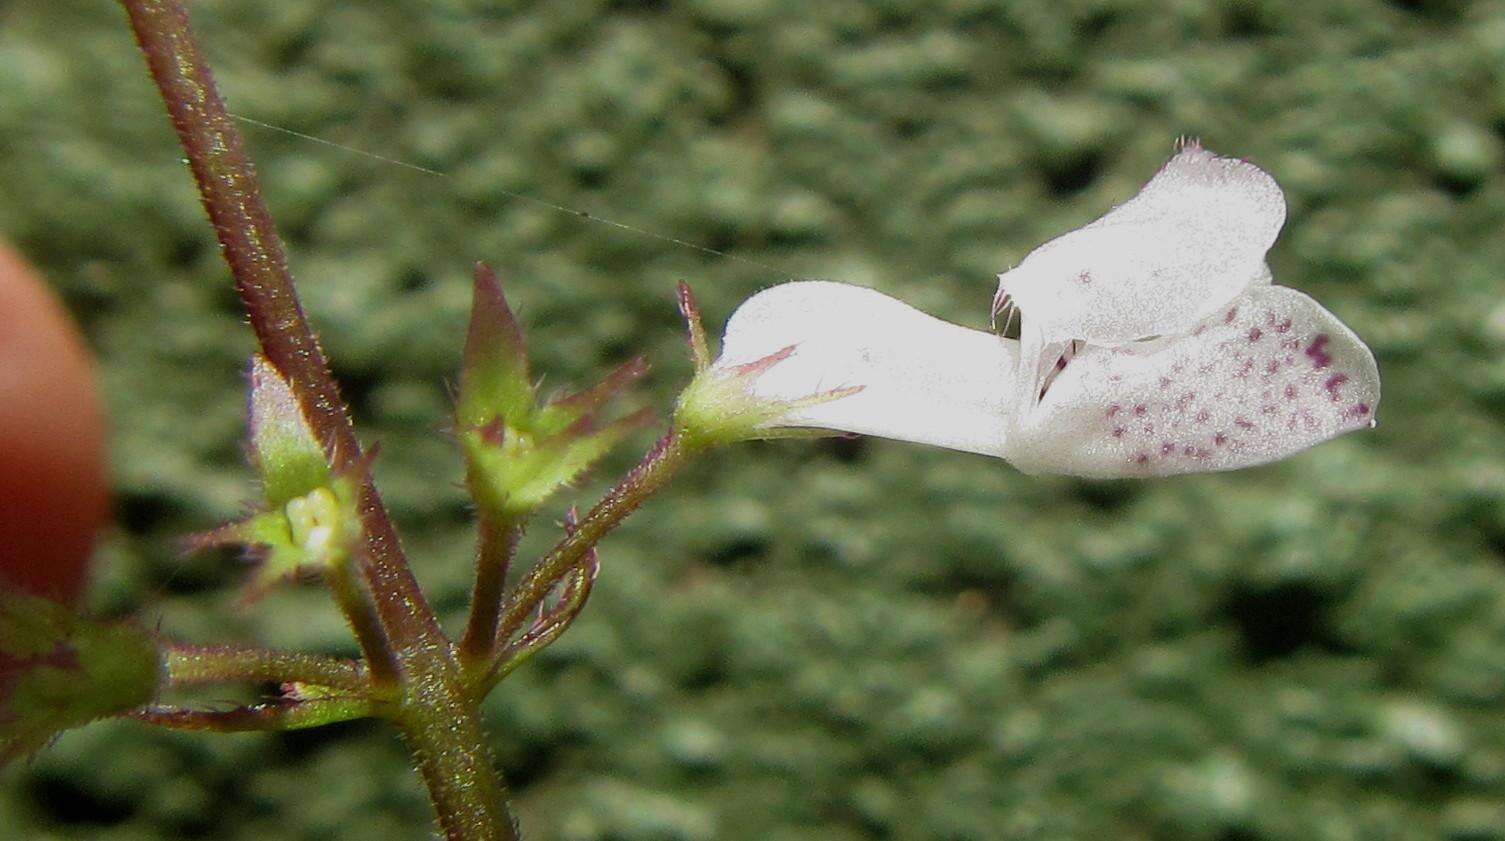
699, 140, 1380, 479
998, 138, 1289, 408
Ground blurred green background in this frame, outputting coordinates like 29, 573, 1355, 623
3, 0, 1504, 838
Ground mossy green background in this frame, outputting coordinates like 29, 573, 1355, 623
3, 0, 1505, 837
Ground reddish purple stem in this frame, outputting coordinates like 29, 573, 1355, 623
117, 0, 447, 681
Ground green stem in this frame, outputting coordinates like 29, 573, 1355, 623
488, 433, 695, 678
165, 643, 366, 691
397, 690, 515, 841
459, 511, 523, 666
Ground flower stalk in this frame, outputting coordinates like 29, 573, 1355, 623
164, 643, 366, 691
485, 432, 695, 686
459, 511, 523, 664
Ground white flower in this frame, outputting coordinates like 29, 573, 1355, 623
703, 141, 1380, 478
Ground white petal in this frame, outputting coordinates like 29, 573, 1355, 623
997, 142, 1287, 347
1004, 286, 1379, 478
714, 281, 1020, 456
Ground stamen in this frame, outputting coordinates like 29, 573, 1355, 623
1037, 339, 1082, 400
990, 288, 1011, 331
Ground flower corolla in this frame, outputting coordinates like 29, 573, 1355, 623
700, 141, 1379, 477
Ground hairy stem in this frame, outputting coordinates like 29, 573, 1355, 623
118, 0, 347, 448
326, 559, 399, 686
119, 2, 516, 836
116, 0, 430, 668
489, 433, 694, 677
165, 643, 366, 691
459, 512, 523, 666
398, 690, 515, 841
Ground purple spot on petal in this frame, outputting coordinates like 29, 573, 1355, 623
1235, 417, 1255, 429
1324, 373, 1349, 400
1133, 404, 1147, 417
1161, 442, 1175, 456
1276, 317, 1293, 333
1224, 307, 1239, 324
1195, 409, 1211, 423
1112, 426, 1126, 438
1351, 402, 1371, 418
1248, 327, 1263, 343
1267, 359, 1281, 374
1135, 453, 1150, 465
1305, 334, 1333, 368
1075, 270, 1093, 284
1107, 403, 1122, 418
1284, 384, 1298, 400
1214, 432, 1228, 445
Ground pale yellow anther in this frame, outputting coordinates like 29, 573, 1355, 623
284, 487, 344, 559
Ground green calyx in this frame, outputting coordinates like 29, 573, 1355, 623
673, 357, 794, 449
461, 416, 644, 517
670, 281, 860, 450
458, 263, 649, 518
204, 479, 362, 601
189, 356, 362, 601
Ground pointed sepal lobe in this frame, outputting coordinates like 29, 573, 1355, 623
458, 262, 533, 432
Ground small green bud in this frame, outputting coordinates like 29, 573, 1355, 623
248, 355, 333, 506
461, 407, 651, 517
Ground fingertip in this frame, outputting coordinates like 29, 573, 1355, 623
0, 243, 109, 606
